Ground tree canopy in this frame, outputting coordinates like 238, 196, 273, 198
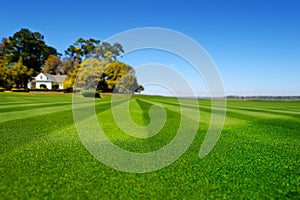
75, 58, 106, 89
102, 61, 135, 92
11, 60, 34, 88
43, 55, 63, 75
3, 28, 58, 72
0, 58, 12, 89
74, 59, 141, 94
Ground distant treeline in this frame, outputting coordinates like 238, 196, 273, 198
226, 96, 300, 100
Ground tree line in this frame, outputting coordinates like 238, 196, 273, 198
0, 28, 143, 93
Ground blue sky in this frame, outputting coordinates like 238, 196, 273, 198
1, 0, 299, 96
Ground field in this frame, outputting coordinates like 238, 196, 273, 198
0, 92, 299, 199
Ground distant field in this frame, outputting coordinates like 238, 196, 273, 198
0, 93, 299, 199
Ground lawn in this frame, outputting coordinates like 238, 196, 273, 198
0, 92, 299, 199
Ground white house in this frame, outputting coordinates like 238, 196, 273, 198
28, 73, 67, 90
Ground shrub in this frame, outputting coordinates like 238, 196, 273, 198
73, 89, 81, 93
81, 90, 101, 98
65, 87, 73, 93
11, 88, 28, 92
29, 88, 49, 91
52, 82, 59, 90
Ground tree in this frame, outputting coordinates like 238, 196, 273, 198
0, 39, 13, 89
102, 61, 135, 91
65, 38, 100, 63
4, 28, 58, 72
74, 58, 106, 89
65, 38, 124, 63
93, 42, 124, 61
71, 59, 142, 93
43, 55, 63, 74
11, 60, 34, 88
61, 57, 76, 75
0, 38, 8, 59
0, 58, 13, 89
63, 38, 100, 81
63, 38, 141, 92
61, 57, 80, 89
94, 61, 143, 93
114, 73, 140, 94
63, 39, 125, 89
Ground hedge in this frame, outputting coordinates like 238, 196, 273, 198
11, 88, 28, 92
81, 90, 101, 98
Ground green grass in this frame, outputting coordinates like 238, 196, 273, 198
0, 93, 299, 199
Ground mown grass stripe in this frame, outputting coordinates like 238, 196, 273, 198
0, 101, 72, 109
138, 98, 202, 123
0, 100, 107, 123
0, 104, 72, 123
0, 102, 72, 113
226, 105, 300, 115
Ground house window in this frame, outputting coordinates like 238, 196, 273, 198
40, 75, 43, 79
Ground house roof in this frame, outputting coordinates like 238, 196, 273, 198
32, 73, 67, 83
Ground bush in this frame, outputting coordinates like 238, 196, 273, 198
29, 88, 49, 91
81, 90, 101, 98
52, 83, 59, 90
11, 88, 28, 92
65, 87, 73, 93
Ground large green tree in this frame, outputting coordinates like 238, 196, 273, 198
64, 38, 124, 66
62, 38, 100, 78
4, 28, 58, 73
64, 38, 100, 65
